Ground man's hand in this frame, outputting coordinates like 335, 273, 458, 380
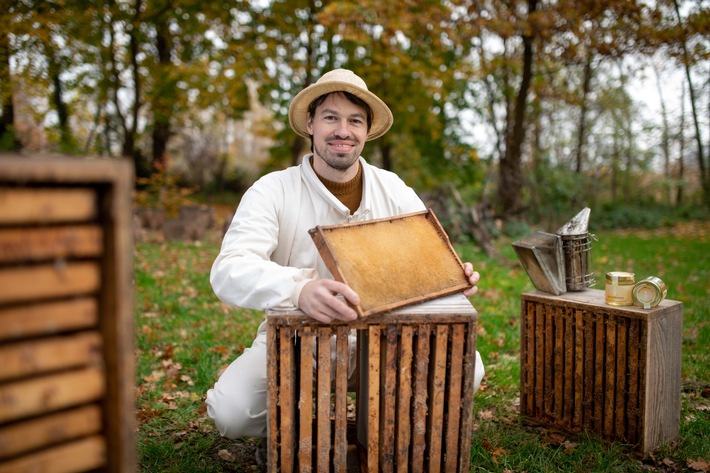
462, 262, 481, 298
298, 279, 359, 323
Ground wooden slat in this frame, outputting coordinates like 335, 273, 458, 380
583, 310, 595, 430
0, 261, 100, 305
626, 318, 640, 443
563, 310, 574, 427
615, 316, 628, 438
534, 303, 544, 416
426, 325, 448, 471
279, 327, 295, 473
543, 305, 554, 418
380, 325, 397, 473
367, 325, 381, 473
0, 331, 102, 381
333, 326, 349, 472
573, 309, 584, 429
0, 367, 105, 423
410, 324, 430, 472
298, 327, 314, 472
553, 308, 564, 421
444, 324, 465, 473
593, 312, 605, 433
523, 301, 535, 415
457, 319, 477, 473
0, 188, 97, 225
396, 325, 413, 473
0, 225, 103, 263
604, 315, 617, 437
316, 327, 331, 471
0, 297, 97, 341
0, 434, 106, 473
0, 404, 102, 459
266, 323, 280, 471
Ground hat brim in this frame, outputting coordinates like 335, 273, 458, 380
288, 80, 393, 141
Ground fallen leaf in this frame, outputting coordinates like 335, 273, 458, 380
478, 409, 495, 421
542, 431, 568, 445
562, 440, 578, 452
218, 449, 235, 461
688, 457, 710, 472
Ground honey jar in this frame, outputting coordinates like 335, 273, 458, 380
632, 276, 668, 309
605, 271, 635, 306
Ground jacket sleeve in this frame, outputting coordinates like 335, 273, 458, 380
210, 174, 317, 311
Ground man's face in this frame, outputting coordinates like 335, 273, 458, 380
307, 92, 369, 177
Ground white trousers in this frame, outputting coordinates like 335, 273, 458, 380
205, 321, 485, 440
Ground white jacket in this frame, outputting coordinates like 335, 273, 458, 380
210, 155, 426, 312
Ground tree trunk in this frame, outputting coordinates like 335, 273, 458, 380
654, 65, 672, 205
46, 43, 75, 153
574, 54, 593, 174
151, 17, 172, 171
380, 141, 392, 171
672, 0, 709, 206
677, 82, 686, 205
0, 30, 19, 149
498, 0, 538, 217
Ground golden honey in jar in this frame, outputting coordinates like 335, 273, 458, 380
632, 276, 668, 309
605, 271, 635, 306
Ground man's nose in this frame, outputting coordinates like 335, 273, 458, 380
334, 120, 352, 138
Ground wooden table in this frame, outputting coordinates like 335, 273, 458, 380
520, 289, 683, 453
266, 293, 479, 473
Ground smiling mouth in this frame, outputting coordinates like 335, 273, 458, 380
328, 141, 355, 151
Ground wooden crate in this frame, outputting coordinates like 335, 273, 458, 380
0, 154, 135, 472
266, 294, 478, 473
520, 289, 683, 453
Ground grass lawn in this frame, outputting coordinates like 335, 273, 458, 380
135, 220, 709, 472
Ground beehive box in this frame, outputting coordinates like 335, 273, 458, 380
266, 293, 478, 473
308, 210, 472, 317
520, 289, 683, 453
0, 154, 135, 472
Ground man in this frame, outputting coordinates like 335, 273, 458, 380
206, 69, 484, 443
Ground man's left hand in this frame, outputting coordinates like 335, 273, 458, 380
462, 262, 480, 298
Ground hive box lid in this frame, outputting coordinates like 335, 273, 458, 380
308, 209, 472, 317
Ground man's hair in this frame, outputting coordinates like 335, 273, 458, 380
306, 91, 373, 151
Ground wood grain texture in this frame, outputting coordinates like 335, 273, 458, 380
0, 434, 106, 473
0, 331, 102, 381
0, 225, 103, 263
0, 297, 98, 341
0, 188, 97, 224
0, 404, 102, 459
0, 367, 105, 423
0, 261, 101, 304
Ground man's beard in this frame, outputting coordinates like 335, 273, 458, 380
314, 140, 361, 171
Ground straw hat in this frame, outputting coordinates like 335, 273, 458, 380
288, 69, 393, 141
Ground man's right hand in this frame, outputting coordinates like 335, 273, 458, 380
298, 279, 359, 324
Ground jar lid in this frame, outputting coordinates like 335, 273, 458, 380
606, 271, 635, 283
